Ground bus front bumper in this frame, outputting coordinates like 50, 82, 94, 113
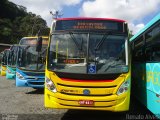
6, 72, 16, 79
44, 89, 130, 112
16, 77, 45, 88
1, 66, 6, 76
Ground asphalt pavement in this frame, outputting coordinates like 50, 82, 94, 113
0, 76, 155, 120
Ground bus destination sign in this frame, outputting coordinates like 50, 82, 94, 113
55, 20, 123, 31
73, 22, 107, 30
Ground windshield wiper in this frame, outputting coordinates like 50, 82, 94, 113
69, 32, 82, 51
94, 32, 110, 50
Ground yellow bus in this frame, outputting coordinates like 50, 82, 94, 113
1, 49, 10, 76
44, 17, 130, 111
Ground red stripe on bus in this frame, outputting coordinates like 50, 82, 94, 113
56, 17, 126, 22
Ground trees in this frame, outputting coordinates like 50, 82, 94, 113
0, 0, 49, 44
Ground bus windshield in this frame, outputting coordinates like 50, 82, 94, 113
8, 45, 19, 67
0, 52, 3, 65
48, 32, 127, 74
2, 50, 10, 66
18, 44, 48, 71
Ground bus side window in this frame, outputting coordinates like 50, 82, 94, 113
145, 48, 152, 61
134, 48, 144, 62
151, 49, 160, 61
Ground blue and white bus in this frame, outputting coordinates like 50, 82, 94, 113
16, 36, 48, 89
130, 13, 160, 118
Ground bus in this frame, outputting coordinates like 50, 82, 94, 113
0, 51, 3, 75
0, 43, 11, 75
130, 13, 160, 118
16, 36, 48, 89
0, 49, 10, 76
6, 45, 19, 79
44, 17, 130, 111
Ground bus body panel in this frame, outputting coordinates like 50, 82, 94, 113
6, 66, 16, 79
132, 63, 160, 118
45, 88, 130, 111
146, 63, 160, 117
16, 68, 45, 88
130, 13, 160, 118
45, 70, 131, 111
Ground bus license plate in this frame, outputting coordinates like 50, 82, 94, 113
78, 100, 94, 105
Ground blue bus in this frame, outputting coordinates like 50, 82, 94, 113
130, 13, 160, 118
6, 45, 19, 79
16, 36, 48, 89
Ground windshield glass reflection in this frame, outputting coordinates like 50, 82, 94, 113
48, 33, 127, 74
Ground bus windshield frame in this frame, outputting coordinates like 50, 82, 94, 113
48, 31, 129, 75
17, 37, 48, 72
8, 45, 19, 68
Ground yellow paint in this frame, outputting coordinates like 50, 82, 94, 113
1, 66, 7, 76
44, 69, 131, 111
147, 71, 160, 86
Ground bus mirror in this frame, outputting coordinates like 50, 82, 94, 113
36, 37, 42, 52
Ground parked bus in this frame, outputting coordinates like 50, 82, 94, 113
0, 43, 11, 75
16, 36, 48, 89
0, 51, 3, 75
130, 13, 160, 118
6, 45, 19, 79
0, 49, 10, 76
44, 17, 130, 111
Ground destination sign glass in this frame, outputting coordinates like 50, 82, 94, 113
55, 20, 124, 32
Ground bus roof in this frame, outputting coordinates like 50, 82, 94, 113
130, 13, 160, 42
0, 43, 12, 46
22, 36, 48, 39
56, 17, 126, 23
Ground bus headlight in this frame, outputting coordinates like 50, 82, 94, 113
7, 69, 12, 73
117, 80, 130, 95
2, 67, 6, 71
45, 77, 57, 93
16, 72, 25, 80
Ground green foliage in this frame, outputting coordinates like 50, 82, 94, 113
0, 0, 49, 44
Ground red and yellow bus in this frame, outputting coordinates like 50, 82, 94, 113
44, 17, 130, 111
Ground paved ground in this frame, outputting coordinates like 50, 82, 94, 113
0, 76, 156, 120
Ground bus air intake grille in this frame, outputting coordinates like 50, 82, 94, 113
57, 83, 117, 88
60, 92, 113, 96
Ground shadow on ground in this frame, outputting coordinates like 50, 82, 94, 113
25, 88, 44, 94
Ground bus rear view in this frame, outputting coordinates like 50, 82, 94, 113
45, 18, 130, 111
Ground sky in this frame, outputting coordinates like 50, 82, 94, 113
9, 0, 160, 34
